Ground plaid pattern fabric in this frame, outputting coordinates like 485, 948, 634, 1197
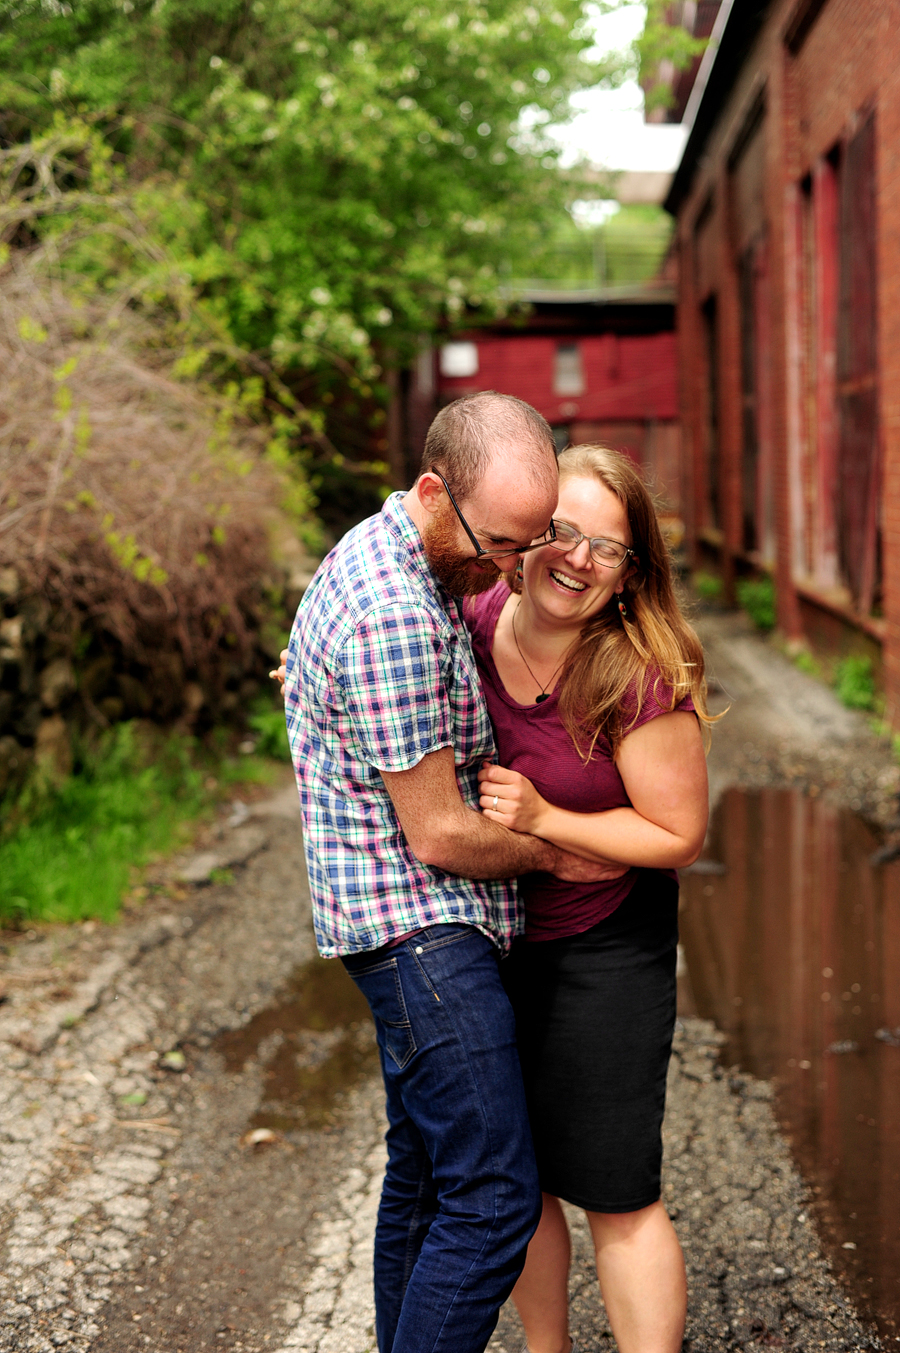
286, 493, 519, 958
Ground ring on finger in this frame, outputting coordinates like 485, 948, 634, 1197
492, 794, 499, 812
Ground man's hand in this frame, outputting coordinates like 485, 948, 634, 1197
548, 846, 629, 884
269, 648, 289, 699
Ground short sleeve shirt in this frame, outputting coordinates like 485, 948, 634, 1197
285, 494, 520, 957
466, 581, 695, 940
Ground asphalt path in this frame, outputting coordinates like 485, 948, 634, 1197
1, 606, 892, 1352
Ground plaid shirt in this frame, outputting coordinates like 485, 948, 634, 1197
285, 493, 520, 958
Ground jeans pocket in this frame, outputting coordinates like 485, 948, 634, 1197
347, 958, 417, 1070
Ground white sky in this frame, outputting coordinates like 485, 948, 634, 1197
548, 2, 689, 173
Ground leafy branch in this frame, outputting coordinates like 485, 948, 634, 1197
591, 0, 710, 114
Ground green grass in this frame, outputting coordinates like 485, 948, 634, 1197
833, 655, 877, 711
692, 571, 723, 601
786, 645, 881, 717
736, 575, 776, 632
791, 649, 823, 679
247, 695, 292, 761
0, 719, 284, 927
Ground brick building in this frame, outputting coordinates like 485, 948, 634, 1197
401, 282, 683, 517
666, 0, 900, 713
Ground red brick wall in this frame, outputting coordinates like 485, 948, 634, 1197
437, 332, 678, 426
674, 0, 900, 714
875, 27, 900, 722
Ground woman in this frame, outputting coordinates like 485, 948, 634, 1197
467, 444, 712, 1353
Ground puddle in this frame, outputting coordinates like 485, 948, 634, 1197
215, 954, 377, 1131
680, 786, 900, 1344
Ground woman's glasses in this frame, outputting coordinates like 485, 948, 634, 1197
547, 519, 635, 569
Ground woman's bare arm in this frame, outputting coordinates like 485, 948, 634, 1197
478, 710, 708, 870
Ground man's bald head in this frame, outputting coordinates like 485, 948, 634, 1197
419, 391, 558, 503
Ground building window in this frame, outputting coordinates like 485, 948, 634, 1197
797, 112, 880, 612
701, 295, 720, 530
738, 247, 761, 554
553, 343, 585, 396
439, 342, 479, 378
803, 155, 840, 588
836, 111, 879, 613
731, 106, 774, 562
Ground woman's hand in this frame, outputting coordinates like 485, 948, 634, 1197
478, 762, 549, 835
477, 762, 628, 877
269, 648, 289, 699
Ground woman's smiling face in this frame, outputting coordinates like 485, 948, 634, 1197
521, 473, 633, 626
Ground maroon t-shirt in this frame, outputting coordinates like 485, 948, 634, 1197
466, 582, 695, 941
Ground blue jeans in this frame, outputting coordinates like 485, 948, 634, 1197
342, 924, 541, 1353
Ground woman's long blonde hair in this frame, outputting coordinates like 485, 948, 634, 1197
547, 445, 714, 759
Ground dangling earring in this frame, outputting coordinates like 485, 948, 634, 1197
515, 559, 524, 588
618, 595, 627, 619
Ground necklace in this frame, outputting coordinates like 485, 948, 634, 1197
511, 603, 567, 704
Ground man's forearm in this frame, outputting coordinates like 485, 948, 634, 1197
418, 806, 557, 878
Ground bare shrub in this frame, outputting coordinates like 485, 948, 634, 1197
0, 258, 296, 743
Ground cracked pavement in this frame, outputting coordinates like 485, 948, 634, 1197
488, 1022, 877, 1353
1, 607, 893, 1351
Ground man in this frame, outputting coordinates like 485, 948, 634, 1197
285, 391, 609, 1353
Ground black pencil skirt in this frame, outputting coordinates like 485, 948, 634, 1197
501, 870, 679, 1214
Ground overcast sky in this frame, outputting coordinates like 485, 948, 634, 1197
549, 2, 690, 173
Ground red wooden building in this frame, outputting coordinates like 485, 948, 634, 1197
666, 0, 900, 712
402, 283, 684, 518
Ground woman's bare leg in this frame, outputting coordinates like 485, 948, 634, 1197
585, 1200, 686, 1353
510, 1192, 574, 1353
512, 1195, 683, 1353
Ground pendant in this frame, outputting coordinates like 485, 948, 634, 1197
535, 692, 550, 703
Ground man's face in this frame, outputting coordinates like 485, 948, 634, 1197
422, 454, 558, 597
423, 501, 503, 596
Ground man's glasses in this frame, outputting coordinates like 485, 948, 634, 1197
434, 471, 557, 560
548, 519, 635, 569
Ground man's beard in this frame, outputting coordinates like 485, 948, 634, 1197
422, 502, 503, 597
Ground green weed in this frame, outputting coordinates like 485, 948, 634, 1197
118, 1091, 148, 1107
247, 695, 291, 762
834, 655, 877, 711
692, 571, 723, 601
0, 721, 276, 927
736, 575, 776, 632
792, 649, 822, 678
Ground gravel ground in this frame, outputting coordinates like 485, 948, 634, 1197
0, 778, 382, 1353
0, 607, 892, 1352
695, 608, 900, 826
488, 1021, 877, 1353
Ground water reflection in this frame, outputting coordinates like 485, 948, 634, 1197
215, 955, 377, 1132
681, 786, 900, 1343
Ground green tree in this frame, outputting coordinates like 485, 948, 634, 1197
590, 0, 708, 116
1, 0, 628, 516
518, 201, 672, 287
0, 0, 603, 382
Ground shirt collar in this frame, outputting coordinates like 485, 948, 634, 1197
381, 491, 457, 606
